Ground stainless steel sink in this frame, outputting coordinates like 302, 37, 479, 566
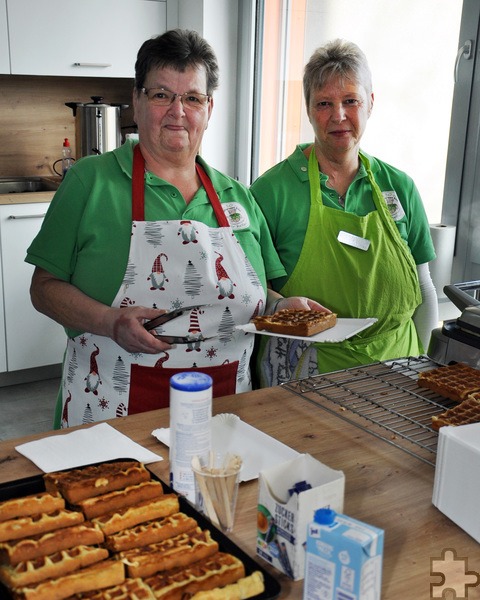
0, 176, 60, 194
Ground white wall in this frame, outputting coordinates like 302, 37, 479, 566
176, 0, 239, 176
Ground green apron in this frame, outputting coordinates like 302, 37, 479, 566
258, 149, 422, 385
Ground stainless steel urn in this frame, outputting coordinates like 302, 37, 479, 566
66, 96, 129, 158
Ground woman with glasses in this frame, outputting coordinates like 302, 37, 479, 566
26, 29, 312, 428
251, 39, 438, 386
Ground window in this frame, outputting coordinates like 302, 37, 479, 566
252, 0, 463, 224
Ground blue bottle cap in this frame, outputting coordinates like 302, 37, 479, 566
314, 508, 336, 525
170, 371, 213, 392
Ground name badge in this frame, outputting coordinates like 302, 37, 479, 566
337, 230, 371, 251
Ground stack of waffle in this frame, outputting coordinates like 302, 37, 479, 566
418, 363, 480, 430
0, 460, 265, 599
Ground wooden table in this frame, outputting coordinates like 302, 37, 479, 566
1, 385, 479, 599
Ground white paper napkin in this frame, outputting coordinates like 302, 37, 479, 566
15, 423, 163, 472
153, 413, 299, 482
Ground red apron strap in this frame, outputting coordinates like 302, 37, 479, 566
196, 162, 230, 227
132, 145, 228, 228
132, 144, 145, 221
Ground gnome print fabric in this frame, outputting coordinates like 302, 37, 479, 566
59, 218, 265, 427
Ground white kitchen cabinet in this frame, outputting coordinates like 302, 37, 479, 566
6, 0, 167, 77
0, 203, 65, 372
0, 0, 9, 74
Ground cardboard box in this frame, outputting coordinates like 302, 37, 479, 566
256, 453, 345, 581
304, 509, 384, 600
433, 422, 480, 542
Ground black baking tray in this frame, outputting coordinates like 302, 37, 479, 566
0, 462, 281, 599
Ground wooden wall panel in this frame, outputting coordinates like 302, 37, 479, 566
0, 75, 135, 177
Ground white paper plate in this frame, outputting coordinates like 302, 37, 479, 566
236, 317, 377, 343
152, 413, 299, 482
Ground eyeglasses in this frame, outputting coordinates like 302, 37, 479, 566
141, 87, 211, 109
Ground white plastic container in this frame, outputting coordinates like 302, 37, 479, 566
169, 372, 212, 502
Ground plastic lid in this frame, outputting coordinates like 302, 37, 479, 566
314, 508, 336, 525
170, 372, 213, 392
63, 138, 70, 147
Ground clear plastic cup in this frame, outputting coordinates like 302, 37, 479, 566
191, 452, 243, 533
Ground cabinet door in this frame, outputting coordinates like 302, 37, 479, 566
7, 0, 166, 77
0, 0, 9, 74
0, 204, 65, 372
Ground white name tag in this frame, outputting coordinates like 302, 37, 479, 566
337, 230, 371, 251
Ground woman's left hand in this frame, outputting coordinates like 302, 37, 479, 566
270, 295, 332, 314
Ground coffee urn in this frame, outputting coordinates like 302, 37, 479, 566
66, 96, 129, 158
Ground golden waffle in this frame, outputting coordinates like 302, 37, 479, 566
252, 309, 337, 337
0, 508, 84, 543
0, 493, 64, 523
0, 521, 104, 566
44, 461, 151, 504
15, 559, 125, 600
417, 362, 480, 402
70, 577, 155, 599
431, 392, 480, 431
75, 480, 164, 520
119, 528, 219, 578
144, 552, 245, 599
92, 494, 179, 536
189, 570, 265, 599
0, 544, 108, 588
104, 512, 197, 552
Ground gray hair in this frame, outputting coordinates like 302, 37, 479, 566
303, 39, 372, 108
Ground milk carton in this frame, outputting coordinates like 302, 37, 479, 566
256, 454, 345, 581
303, 508, 384, 600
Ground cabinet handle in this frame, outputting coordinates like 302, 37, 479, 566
8, 214, 46, 219
73, 62, 112, 68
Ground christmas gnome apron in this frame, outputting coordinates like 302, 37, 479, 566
57, 145, 265, 428
258, 149, 422, 386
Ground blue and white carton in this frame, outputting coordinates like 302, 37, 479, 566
303, 508, 384, 600
256, 454, 345, 581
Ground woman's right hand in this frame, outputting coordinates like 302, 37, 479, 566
105, 306, 173, 354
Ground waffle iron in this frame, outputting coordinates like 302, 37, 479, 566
428, 281, 480, 369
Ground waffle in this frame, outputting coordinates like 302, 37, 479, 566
0, 508, 84, 543
0, 522, 104, 566
189, 570, 265, 599
0, 493, 64, 523
74, 480, 164, 520
417, 362, 480, 402
69, 577, 155, 599
431, 392, 480, 431
144, 552, 245, 599
44, 461, 151, 504
14, 559, 125, 600
119, 528, 219, 578
104, 512, 197, 552
91, 494, 179, 536
0, 544, 108, 588
252, 309, 337, 337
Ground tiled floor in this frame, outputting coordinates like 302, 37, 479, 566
0, 377, 60, 441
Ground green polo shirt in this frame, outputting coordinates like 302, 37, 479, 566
251, 143, 436, 291
26, 140, 285, 337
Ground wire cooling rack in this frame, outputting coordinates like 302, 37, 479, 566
281, 356, 455, 466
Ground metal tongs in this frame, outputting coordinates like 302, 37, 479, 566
144, 304, 212, 344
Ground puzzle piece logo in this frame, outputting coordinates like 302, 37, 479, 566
431, 548, 480, 599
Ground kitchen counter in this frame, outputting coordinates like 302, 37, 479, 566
0, 385, 478, 599
0, 176, 60, 205
0, 191, 55, 205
